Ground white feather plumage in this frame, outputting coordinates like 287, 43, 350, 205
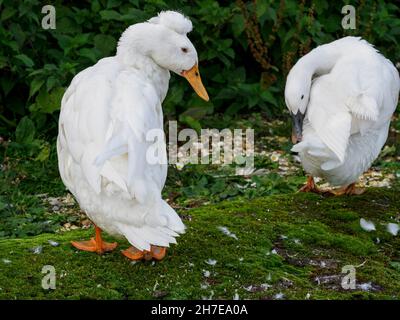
286, 37, 400, 187
57, 11, 201, 251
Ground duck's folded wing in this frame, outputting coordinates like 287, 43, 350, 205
346, 94, 379, 122
59, 64, 166, 203
307, 105, 352, 164
58, 65, 116, 195
94, 71, 167, 204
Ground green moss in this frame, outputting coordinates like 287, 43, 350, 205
0, 187, 399, 300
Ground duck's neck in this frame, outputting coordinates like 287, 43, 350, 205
298, 43, 343, 79
116, 24, 171, 101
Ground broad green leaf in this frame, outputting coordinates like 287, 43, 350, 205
35, 143, 50, 162
15, 54, 34, 68
231, 14, 245, 37
1, 7, 17, 21
94, 34, 117, 56
260, 90, 278, 107
33, 87, 65, 114
29, 78, 45, 99
179, 115, 202, 132
0, 56, 8, 69
256, 1, 268, 18
15, 116, 35, 143
79, 48, 98, 63
100, 10, 122, 21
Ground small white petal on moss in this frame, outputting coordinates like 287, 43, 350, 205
360, 218, 376, 232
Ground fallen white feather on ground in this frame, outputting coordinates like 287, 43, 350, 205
217, 226, 238, 240
205, 259, 217, 266
358, 282, 373, 291
360, 218, 376, 231
244, 285, 253, 292
274, 292, 285, 300
48, 240, 59, 247
153, 280, 159, 291
261, 283, 271, 290
203, 270, 210, 278
386, 223, 399, 236
30, 246, 43, 254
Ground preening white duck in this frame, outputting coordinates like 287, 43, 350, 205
285, 36, 400, 195
57, 11, 209, 261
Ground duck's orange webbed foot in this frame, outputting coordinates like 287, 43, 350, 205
122, 246, 145, 260
151, 246, 167, 261
298, 176, 321, 193
122, 245, 167, 261
332, 183, 365, 196
71, 226, 117, 254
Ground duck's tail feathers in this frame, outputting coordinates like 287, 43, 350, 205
116, 200, 185, 251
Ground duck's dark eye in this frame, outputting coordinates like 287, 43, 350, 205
181, 47, 188, 53
301, 95, 304, 100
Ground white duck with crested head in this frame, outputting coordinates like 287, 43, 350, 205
57, 11, 209, 261
285, 37, 399, 195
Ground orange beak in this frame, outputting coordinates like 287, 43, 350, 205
181, 64, 209, 101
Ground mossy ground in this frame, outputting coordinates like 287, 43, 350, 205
0, 113, 399, 299
0, 188, 399, 300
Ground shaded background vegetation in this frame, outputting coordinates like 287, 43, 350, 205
0, 0, 399, 141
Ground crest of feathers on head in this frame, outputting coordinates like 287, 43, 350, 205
148, 11, 193, 35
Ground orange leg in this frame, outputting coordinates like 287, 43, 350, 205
299, 176, 321, 193
122, 245, 167, 261
333, 183, 365, 196
71, 226, 117, 254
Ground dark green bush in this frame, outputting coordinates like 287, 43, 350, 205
0, 0, 399, 138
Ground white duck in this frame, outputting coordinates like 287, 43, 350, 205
57, 11, 209, 261
285, 37, 399, 195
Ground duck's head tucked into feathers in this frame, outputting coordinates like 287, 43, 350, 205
285, 66, 311, 143
284, 66, 311, 116
117, 11, 209, 100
